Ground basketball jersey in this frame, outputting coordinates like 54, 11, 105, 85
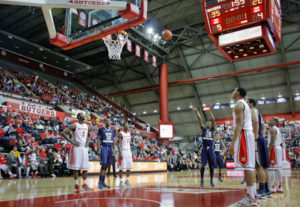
268, 126, 282, 146
120, 131, 131, 150
98, 127, 115, 147
214, 140, 223, 156
202, 128, 214, 147
233, 99, 253, 131
74, 122, 89, 147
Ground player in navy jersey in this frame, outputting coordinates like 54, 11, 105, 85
97, 118, 116, 189
214, 134, 226, 182
248, 99, 271, 199
193, 107, 216, 187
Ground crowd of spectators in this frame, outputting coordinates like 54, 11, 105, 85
1, 68, 300, 179
0, 68, 137, 129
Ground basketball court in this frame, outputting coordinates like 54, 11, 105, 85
0, 0, 300, 206
0, 170, 299, 206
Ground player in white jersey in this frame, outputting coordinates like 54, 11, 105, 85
29, 149, 39, 178
118, 122, 133, 187
268, 118, 283, 193
61, 113, 93, 193
229, 88, 257, 206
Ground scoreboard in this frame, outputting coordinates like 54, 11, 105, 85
202, 0, 282, 61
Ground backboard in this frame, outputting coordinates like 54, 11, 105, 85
64, 0, 142, 49
0, 0, 147, 50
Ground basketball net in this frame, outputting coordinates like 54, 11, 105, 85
103, 31, 128, 60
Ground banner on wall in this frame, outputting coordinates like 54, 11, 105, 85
144, 50, 149, 62
135, 44, 141, 57
127, 39, 132, 52
6, 102, 65, 120
19, 105, 56, 117
152, 55, 157, 67
88, 161, 167, 173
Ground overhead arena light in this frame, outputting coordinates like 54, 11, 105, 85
189, 105, 193, 109
147, 27, 154, 34
143, 111, 147, 114
176, 106, 181, 110
153, 109, 158, 113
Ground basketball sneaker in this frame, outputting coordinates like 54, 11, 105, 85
9, 174, 16, 179
125, 180, 132, 188
266, 191, 272, 198
237, 194, 257, 206
210, 181, 215, 188
102, 183, 110, 189
200, 180, 204, 187
270, 185, 276, 193
120, 181, 125, 188
276, 185, 284, 193
75, 184, 80, 193
82, 184, 94, 191
257, 191, 267, 199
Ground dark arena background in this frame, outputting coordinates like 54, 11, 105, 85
0, 0, 299, 206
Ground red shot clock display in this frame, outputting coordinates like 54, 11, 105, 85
202, 0, 282, 61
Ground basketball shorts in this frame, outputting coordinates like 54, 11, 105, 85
119, 150, 133, 170
216, 155, 224, 168
101, 146, 113, 165
201, 146, 216, 167
31, 161, 39, 170
255, 135, 270, 169
0, 164, 8, 171
68, 146, 89, 170
269, 146, 282, 170
234, 129, 255, 171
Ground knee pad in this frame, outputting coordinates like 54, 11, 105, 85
101, 164, 108, 171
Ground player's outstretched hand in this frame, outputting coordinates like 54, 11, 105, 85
192, 107, 198, 112
73, 141, 80, 147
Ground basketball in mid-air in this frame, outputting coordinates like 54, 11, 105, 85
162, 29, 173, 41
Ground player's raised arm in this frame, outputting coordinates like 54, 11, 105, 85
193, 107, 205, 131
61, 124, 79, 146
269, 126, 277, 153
229, 102, 244, 154
209, 109, 216, 131
251, 108, 259, 140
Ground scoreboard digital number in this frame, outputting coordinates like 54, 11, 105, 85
204, 0, 267, 34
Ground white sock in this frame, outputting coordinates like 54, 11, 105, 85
83, 179, 86, 184
276, 169, 282, 187
126, 177, 129, 181
252, 183, 257, 197
8, 171, 13, 176
269, 170, 275, 189
26, 167, 30, 176
247, 186, 254, 198
75, 179, 79, 185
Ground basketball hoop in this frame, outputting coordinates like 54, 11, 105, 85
103, 30, 128, 60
